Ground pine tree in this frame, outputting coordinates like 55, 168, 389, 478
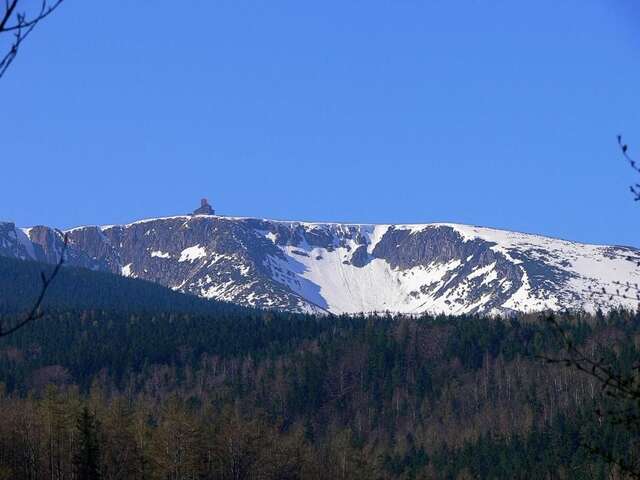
74, 406, 101, 480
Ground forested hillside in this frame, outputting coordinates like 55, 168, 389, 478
0, 301, 638, 479
0, 256, 245, 315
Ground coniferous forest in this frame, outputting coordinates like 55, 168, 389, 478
0, 261, 639, 479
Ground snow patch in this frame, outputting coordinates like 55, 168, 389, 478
121, 263, 134, 277
179, 245, 207, 262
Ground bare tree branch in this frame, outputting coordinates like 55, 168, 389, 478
0, 0, 64, 79
0, 0, 18, 31
618, 135, 640, 202
586, 137, 640, 308
1, 0, 63, 32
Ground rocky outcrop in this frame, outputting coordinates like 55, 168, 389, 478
192, 199, 215, 216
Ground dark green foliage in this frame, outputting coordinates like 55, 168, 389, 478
0, 255, 247, 315
0, 275, 638, 478
74, 406, 101, 480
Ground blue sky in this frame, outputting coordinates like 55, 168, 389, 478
1, 1, 639, 246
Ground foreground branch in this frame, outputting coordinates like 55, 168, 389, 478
0, 0, 65, 79
586, 137, 640, 308
618, 135, 640, 202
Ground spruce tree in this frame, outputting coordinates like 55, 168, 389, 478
74, 406, 101, 480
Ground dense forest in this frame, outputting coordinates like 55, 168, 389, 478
0, 287, 639, 479
0, 256, 637, 478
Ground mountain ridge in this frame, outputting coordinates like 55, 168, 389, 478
63, 214, 637, 248
1, 214, 638, 315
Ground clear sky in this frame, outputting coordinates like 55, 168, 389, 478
1, 1, 639, 246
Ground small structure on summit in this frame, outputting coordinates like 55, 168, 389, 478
192, 198, 215, 216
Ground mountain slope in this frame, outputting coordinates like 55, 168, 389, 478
0, 255, 244, 316
1, 215, 638, 315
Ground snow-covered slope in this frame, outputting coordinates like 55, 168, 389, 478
1, 215, 638, 315
249, 220, 640, 314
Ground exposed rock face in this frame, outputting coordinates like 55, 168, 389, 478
0, 222, 103, 269
1, 216, 638, 315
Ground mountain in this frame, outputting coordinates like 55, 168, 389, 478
1, 214, 638, 315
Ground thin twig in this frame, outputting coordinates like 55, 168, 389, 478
0, 0, 65, 79
0, 0, 63, 32
618, 135, 640, 201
